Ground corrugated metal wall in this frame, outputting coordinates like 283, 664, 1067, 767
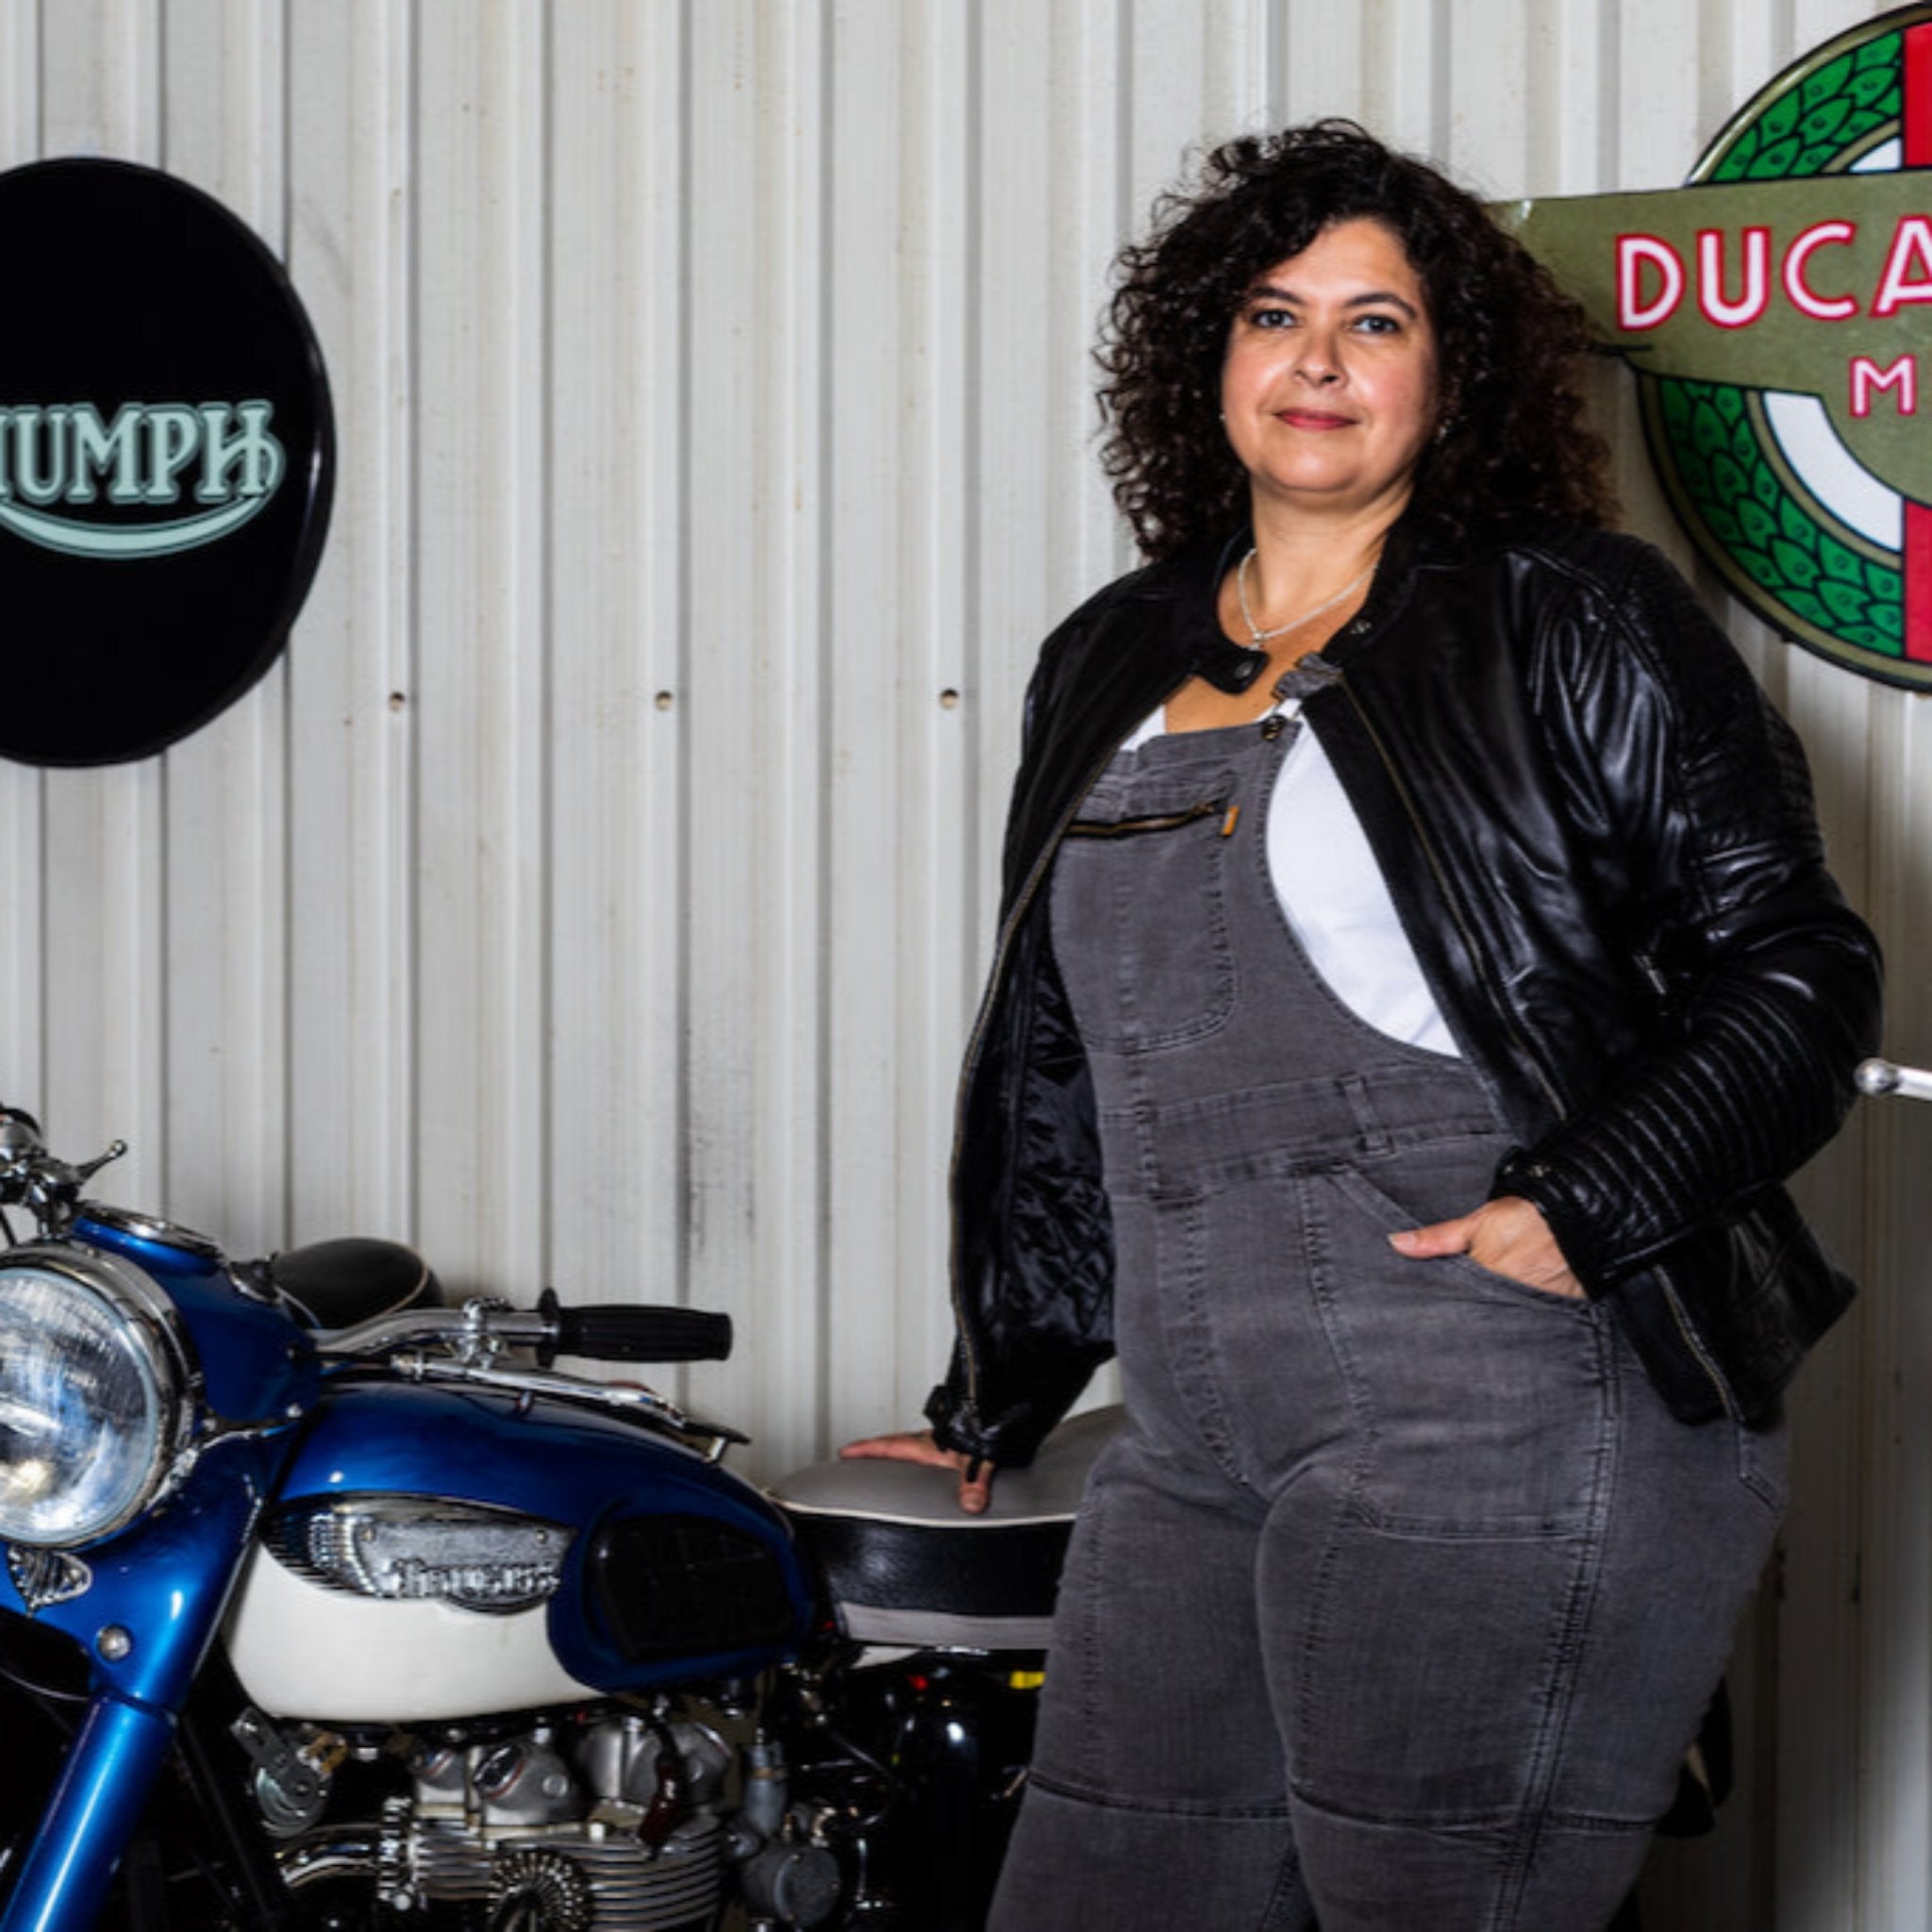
1, 2, 1925, 1924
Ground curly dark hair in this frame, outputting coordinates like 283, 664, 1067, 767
1097, 121, 1615, 559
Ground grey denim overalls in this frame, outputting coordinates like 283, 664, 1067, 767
988, 698, 1787, 1932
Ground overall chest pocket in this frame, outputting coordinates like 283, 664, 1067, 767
1053, 762, 1241, 1053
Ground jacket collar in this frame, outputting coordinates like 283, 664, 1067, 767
1162, 508, 1449, 684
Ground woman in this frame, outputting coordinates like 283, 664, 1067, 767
845, 122, 1880, 1929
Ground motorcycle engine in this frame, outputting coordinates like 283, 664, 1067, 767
258, 1705, 842, 1931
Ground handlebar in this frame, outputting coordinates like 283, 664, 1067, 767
535, 1289, 731, 1366
313, 1293, 745, 1454
1857, 1058, 1932, 1102
0, 1108, 125, 1234
315, 1294, 733, 1369
0, 1102, 746, 1451
0, 1104, 728, 1367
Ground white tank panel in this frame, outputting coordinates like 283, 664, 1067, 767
224, 1545, 599, 1722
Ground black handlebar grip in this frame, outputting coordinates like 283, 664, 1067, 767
537, 1289, 733, 1366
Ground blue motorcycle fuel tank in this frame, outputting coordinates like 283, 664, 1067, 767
235, 1380, 813, 1714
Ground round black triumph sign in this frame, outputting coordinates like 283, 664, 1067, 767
0, 158, 333, 764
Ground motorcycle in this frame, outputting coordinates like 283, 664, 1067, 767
0, 1107, 1116, 1931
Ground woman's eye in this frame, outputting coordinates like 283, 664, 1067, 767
1249, 307, 1294, 329
1352, 313, 1400, 335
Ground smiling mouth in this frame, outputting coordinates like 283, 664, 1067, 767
1276, 409, 1356, 430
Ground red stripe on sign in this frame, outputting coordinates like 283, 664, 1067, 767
1908, 503, 1932, 664
1908, 24, 1932, 164
1906, 30, 1932, 660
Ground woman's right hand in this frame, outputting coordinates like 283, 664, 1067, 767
838, 1428, 994, 1514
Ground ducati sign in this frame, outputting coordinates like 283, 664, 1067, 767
0, 159, 333, 763
1503, 6, 1932, 690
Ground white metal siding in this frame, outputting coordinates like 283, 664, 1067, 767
0, 3, 1923, 1922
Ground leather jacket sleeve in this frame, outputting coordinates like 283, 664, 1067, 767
1487, 541, 1882, 1294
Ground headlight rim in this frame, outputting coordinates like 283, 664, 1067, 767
0, 1242, 200, 1549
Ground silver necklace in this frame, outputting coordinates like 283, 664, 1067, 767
1235, 546, 1374, 646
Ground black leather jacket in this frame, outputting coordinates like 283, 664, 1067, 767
926, 514, 1883, 1467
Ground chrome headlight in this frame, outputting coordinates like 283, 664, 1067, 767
0, 1248, 195, 1547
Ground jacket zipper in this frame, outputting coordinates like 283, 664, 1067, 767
1654, 1271, 1740, 1419
1341, 676, 1737, 1421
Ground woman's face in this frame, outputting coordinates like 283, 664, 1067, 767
1219, 217, 1441, 525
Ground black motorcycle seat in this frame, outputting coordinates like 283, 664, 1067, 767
767, 1405, 1124, 1650
271, 1238, 441, 1329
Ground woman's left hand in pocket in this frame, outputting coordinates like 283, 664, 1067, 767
1387, 1194, 1586, 1300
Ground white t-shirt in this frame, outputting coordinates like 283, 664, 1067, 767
1118, 699, 1461, 1058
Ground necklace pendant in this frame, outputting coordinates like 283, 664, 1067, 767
1236, 546, 1375, 648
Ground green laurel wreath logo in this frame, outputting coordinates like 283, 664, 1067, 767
1643, 27, 1908, 667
